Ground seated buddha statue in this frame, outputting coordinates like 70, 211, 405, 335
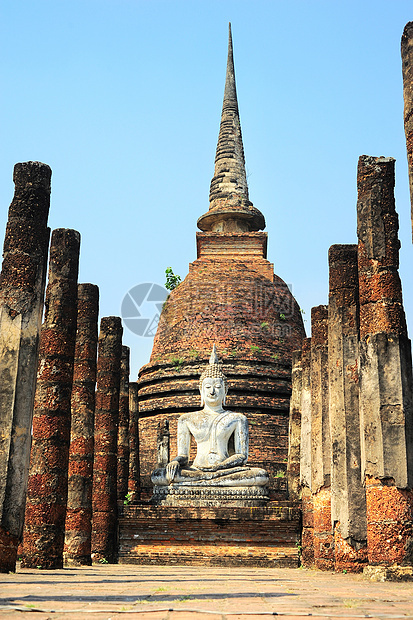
151, 346, 269, 488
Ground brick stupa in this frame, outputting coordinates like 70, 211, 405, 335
138, 24, 305, 497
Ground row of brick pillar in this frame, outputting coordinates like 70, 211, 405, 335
0, 162, 140, 572
288, 155, 413, 572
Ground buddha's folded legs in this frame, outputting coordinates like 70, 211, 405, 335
151, 466, 269, 487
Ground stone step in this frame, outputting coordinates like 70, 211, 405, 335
118, 542, 300, 568
118, 501, 301, 568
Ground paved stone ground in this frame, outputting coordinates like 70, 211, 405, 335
0, 563, 412, 619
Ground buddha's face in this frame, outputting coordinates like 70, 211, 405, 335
201, 377, 226, 408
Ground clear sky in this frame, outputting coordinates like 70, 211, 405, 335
1, 0, 412, 379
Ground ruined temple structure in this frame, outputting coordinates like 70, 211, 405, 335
119, 23, 413, 572
137, 23, 305, 499
288, 155, 413, 575
118, 23, 304, 567
1, 21, 413, 576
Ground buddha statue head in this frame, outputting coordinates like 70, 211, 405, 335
199, 345, 228, 406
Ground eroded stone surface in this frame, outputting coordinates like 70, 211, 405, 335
401, 21, 413, 240
117, 346, 130, 503
299, 338, 311, 491
366, 476, 413, 567
357, 156, 406, 339
0, 162, 51, 572
357, 155, 413, 568
301, 490, 314, 567
328, 244, 367, 571
286, 350, 302, 501
91, 316, 123, 563
64, 283, 99, 566
22, 228, 80, 569
310, 306, 333, 570
364, 564, 413, 581
127, 382, 140, 501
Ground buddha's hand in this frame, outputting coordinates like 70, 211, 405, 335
214, 455, 246, 470
203, 451, 220, 470
198, 464, 219, 472
166, 460, 180, 483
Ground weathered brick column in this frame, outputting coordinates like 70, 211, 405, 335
117, 346, 130, 504
0, 162, 51, 572
91, 316, 123, 563
310, 305, 333, 570
64, 283, 99, 565
287, 350, 303, 502
328, 244, 367, 572
401, 22, 413, 240
128, 382, 141, 502
22, 228, 80, 569
357, 155, 413, 567
299, 338, 314, 567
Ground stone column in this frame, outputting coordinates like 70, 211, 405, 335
128, 382, 141, 502
310, 305, 333, 570
328, 244, 367, 572
357, 155, 413, 567
22, 228, 80, 569
401, 22, 413, 240
287, 350, 303, 502
64, 283, 99, 565
117, 346, 130, 504
299, 338, 314, 567
91, 316, 123, 563
0, 162, 51, 573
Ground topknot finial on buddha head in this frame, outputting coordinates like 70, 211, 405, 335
199, 345, 228, 402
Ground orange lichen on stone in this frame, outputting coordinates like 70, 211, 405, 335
401, 22, 413, 239
334, 523, 368, 573
91, 316, 122, 564
313, 488, 334, 570
357, 156, 407, 339
21, 229, 80, 570
65, 283, 99, 566
301, 491, 314, 567
366, 476, 413, 566
117, 346, 130, 503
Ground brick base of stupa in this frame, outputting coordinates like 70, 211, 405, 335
118, 502, 301, 567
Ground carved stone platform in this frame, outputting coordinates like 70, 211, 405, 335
118, 501, 301, 568
150, 485, 270, 507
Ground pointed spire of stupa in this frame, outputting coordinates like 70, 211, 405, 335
197, 23, 265, 233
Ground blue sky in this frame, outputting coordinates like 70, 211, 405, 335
1, 0, 413, 378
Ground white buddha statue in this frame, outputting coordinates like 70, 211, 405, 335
151, 346, 269, 489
